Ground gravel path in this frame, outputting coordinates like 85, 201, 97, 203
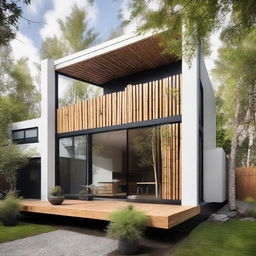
0, 230, 117, 256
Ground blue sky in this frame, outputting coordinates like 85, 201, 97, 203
18, 0, 123, 49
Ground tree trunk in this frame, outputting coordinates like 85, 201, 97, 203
246, 124, 254, 166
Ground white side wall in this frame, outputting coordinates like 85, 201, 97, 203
181, 50, 200, 206
11, 118, 41, 157
205, 148, 226, 202
40, 59, 55, 201
200, 56, 226, 203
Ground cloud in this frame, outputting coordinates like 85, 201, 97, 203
10, 32, 40, 83
121, 0, 162, 34
27, 0, 44, 15
40, 0, 98, 40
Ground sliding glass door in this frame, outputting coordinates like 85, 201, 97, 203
59, 135, 87, 198
57, 123, 181, 201
92, 130, 127, 197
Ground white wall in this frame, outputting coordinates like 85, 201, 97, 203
200, 56, 226, 203
11, 118, 41, 157
40, 59, 55, 201
181, 49, 200, 206
204, 148, 226, 202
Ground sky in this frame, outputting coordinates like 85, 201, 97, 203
10, 0, 222, 87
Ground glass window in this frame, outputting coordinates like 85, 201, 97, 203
92, 130, 127, 197
12, 130, 24, 140
25, 128, 37, 138
58, 75, 103, 107
128, 127, 161, 199
59, 135, 87, 198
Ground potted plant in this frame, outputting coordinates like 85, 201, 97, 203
48, 186, 64, 205
78, 189, 93, 201
107, 205, 149, 255
0, 196, 21, 226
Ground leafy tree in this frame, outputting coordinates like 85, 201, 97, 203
41, 4, 99, 58
0, 0, 31, 46
213, 29, 256, 209
0, 143, 32, 192
41, 4, 102, 106
123, 0, 256, 62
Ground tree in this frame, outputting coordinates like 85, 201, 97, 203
41, 4, 101, 106
124, 0, 256, 62
213, 29, 256, 210
0, 143, 32, 192
41, 4, 99, 59
0, 0, 31, 46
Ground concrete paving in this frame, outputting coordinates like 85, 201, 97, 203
0, 230, 117, 256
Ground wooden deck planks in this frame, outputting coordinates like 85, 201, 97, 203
21, 200, 200, 229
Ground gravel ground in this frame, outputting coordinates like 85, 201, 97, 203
0, 230, 117, 256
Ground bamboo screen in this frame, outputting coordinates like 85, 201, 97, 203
57, 74, 181, 133
160, 124, 181, 200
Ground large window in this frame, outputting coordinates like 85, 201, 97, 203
12, 128, 38, 144
92, 130, 127, 197
57, 124, 181, 201
59, 135, 87, 198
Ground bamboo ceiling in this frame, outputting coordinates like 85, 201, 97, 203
56, 36, 177, 85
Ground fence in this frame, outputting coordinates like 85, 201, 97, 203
236, 167, 256, 200
57, 74, 181, 133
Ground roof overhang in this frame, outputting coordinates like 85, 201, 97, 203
54, 32, 178, 85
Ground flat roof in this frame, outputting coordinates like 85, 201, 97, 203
55, 32, 178, 85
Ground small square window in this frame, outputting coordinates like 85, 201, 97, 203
25, 128, 37, 139
12, 130, 24, 140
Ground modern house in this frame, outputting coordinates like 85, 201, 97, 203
10, 32, 226, 228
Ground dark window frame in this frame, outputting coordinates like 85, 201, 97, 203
12, 127, 38, 144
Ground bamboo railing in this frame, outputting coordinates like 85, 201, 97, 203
57, 74, 181, 133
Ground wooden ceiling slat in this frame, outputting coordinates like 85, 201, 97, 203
57, 36, 177, 85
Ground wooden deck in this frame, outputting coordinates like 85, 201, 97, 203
21, 200, 200, 229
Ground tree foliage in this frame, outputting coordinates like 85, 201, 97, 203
41, 4, 101, 106
0, 0, 31, 46
124, 0, 256, 62
41, 4, 98, 59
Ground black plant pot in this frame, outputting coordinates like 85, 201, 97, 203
118, 239, 139, 255
48, 195, 64, 205
2, 215, 18, 226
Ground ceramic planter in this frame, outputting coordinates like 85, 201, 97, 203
48, 195, 64, 205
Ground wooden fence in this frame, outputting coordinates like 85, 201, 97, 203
57, 74, 181, 133
236, 167, 256, 200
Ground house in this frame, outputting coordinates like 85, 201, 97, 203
11, 32, 226, 220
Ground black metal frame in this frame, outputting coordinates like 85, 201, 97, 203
12, 127, 39, 144
55, 72, 182, 205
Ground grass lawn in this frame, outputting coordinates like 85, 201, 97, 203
0, 222, 55, 243
172, 220, 256, 256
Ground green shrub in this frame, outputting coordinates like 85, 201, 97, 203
244, 197, 256, 204
49, 186, 63, 196
247, 208, 256, 218
0, 196, 21, 219
107, 205, 149, 241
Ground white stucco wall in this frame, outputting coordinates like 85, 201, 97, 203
204, 148, 226, 202
181, 50, 200, 206
200, 56, 226, 203
11, 118, 41, 157
40, 59, 55, 200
